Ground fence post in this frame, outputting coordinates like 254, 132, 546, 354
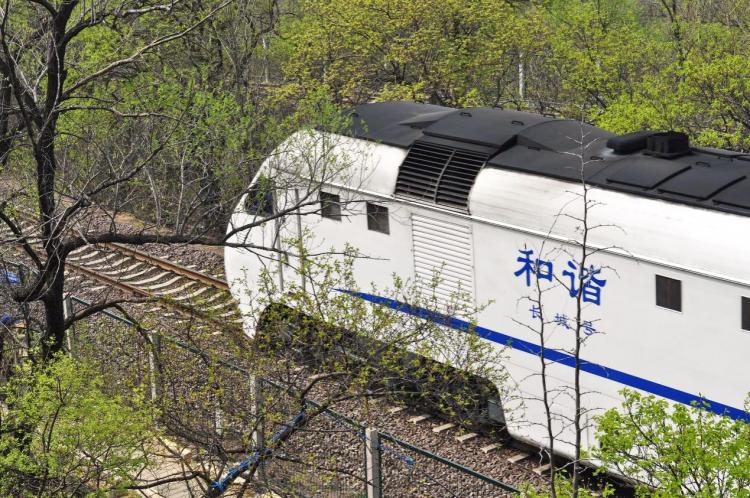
62, 296, 75, 357
148, 331, 161, 402
365, 427, 382, 498
214, 396, 224, 436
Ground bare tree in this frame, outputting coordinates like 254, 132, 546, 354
0, 0, 318, 361
515, 119, 622, 497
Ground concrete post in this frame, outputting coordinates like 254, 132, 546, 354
251, 376, 265, 479
148, 331, 161, 402
365, 427, 382, 498
63, 296, 75, 357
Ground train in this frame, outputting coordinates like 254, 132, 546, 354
224, 101, 750, 459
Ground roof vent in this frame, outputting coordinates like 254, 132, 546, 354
644, 131, 690, 159
606, 131, 652, 154
395, 140, 488, 210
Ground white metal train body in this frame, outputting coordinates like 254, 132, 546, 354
225, 102, 750, 458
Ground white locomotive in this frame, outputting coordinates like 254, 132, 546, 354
225, 102, 750, 458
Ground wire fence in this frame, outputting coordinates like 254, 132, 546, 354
255, 380, 368, 498
2, 260, 520, 497
379, 432, 519, 497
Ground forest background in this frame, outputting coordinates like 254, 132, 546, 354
3, 0, 746, 235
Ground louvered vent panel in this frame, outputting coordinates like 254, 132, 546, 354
395, 141, 453, 200
435, 149, 488, 208
411, 215, 475, 310
395, 141, 488, 209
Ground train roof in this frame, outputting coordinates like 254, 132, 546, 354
344, 102, 750, 217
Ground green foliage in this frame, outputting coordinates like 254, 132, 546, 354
246, 235, 510, 430
273, 0, 750, 150
595, 389, 750, 497
0, 355, 157, 497
523, 477, 614, 498
539, 0, 750, 148
273, 0, 533, 106
538, 0, 658, 119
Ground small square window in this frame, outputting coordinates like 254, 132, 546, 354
656, 275, 681, 312
320, 191, 341, 221
244, 179, 274, 217
742, 297, 750, 331
366, 203, 389, 234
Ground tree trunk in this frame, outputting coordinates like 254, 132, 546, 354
37, 122, 65, 359
41, 263, 66, 359
0, 76, 12, 168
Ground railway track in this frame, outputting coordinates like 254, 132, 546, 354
0, 211, 241, 327
65, 241, 241, 326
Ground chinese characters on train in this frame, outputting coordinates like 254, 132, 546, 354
515, 249, 607, 335
529, 305, 598, 336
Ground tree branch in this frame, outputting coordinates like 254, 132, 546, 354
27, 0, 58, 16
63, 297, 155, 330
125, 471, 208, 491
0, 202, 43, 269
64, 0, 236, 97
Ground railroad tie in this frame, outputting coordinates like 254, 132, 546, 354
481, 443, 502, 454
455, 432, 478, 443
205, 301, 234, 312
89, 257, 131, 271
67, 250, 102, 262
159, 282, 198, 296
101, 263, 144, 277
506, 452, 530, 463
408, 414, 430, 424
126, 272, 172, 286
172, 287, 211, 301
143, 276, 183, 291
533, 463, 552, 475
432, 423, 456, 433
82, 254, 120, 266
119, 267, 152, 280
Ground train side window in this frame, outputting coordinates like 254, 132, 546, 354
742, 297, 750, 331
655, 275, 682, 312
366, 202, 389, 234
244, 179, 275, 217
320, 191, 341, 221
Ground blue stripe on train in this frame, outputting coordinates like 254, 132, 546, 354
338, 289, 750, 422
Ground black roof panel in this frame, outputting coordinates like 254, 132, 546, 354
488, 146, 610, 182
603, 156, 691, 189
422, 108, 551, 148
346, 102, 449, 147
517, 120, 613, 152
713, 178, 750, 210
657, 164, 745, 200
341, 102, 750, 217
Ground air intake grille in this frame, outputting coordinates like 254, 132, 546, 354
395, 141, 488, 209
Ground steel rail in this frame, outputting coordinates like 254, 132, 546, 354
10, 207, 229, 290
103, 242, 229, 291
65, 259, 238, 327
